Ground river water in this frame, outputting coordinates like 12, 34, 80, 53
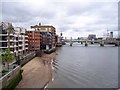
48, 43, 118, 88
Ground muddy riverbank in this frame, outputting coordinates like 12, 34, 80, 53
16, 52, 56, 89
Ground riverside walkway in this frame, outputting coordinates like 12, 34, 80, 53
16, 53, 56, 89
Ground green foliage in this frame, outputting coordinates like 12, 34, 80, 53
1, 48, 14, 63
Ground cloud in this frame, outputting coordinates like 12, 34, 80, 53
1, 0, 119, 38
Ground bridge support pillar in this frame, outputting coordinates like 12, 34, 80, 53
115, 42, 119, 46
91, 42, 94, 44
100, 41, 104, 46
70, 43, 72, 46
81, 42, 83, 44
85, 41, 88, 46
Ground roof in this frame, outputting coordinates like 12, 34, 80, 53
0, 22, 13, 30
31, 25, 55, 29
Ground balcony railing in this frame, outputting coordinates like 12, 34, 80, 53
0, 34, 8, 36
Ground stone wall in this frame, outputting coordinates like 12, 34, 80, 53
0, 66, 21, 89
21, 52, 36, 66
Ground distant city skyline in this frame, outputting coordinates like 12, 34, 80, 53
1, 0, 119, 38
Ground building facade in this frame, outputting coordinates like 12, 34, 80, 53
14, 27, 28, 59
0, 22, 28, 61
31, 25, 56, 50
27, 30, 41, 52
0, 22, 15, 55
88, 34, 96, 40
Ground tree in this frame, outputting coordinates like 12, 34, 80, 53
0, 48, 14, 70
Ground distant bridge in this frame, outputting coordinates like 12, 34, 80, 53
64, 39, 120, 46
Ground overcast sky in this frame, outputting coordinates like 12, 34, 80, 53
1, 0, 119, 38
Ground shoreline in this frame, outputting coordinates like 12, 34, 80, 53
16, 52, 56, 89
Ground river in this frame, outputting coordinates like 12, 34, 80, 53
48, 43, 118, 88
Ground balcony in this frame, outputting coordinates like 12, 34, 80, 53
10, 33, 14, 36
18, 49, 23, 52
0, 40, 7, 42
25, 47, 28, 49
14, 40, 18, 42
1, 30, 7, 34
9, 39, 14, 42
0, 34, 8, 36
14, 45, 18, 47
25, 43, 28, 45
25, 35, 28, 38
19, 44, 22, 47
25, 39, 28, 41
19, 39, 22, 42
10, 44, 14, 47
0, 46, 8, 49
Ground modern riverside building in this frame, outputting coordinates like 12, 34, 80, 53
27, 30, 41, 52
14, 27, 28, 59
31, 24, 56, 50
40, 32, 52, 50
0, 22, 15, 55
0, 22, 28, 60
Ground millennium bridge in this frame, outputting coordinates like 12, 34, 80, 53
63, 38, 120, 46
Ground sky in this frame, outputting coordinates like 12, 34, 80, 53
1, 0, 119, 38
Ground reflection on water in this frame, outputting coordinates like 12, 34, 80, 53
48, 44, 118, 88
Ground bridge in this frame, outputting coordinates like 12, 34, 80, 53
63, 38, 120, 47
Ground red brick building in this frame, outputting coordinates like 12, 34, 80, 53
27, 31, 41, 52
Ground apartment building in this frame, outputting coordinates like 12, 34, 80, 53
0, 22, 28, 60
31, 24, 56, 50
27, 30, 41, 52
40, 32, 52, 50
0, 22, 15, 55
14, 27, 28, 59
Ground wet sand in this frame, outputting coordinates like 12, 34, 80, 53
16, 52, 56, 89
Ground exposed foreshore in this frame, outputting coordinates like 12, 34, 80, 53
16, 52, 56, 89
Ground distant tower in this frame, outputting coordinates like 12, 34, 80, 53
65, 37, 67, 40
60, 33, 62, 36
107, 29, 109, 38
110, 32, 113, 38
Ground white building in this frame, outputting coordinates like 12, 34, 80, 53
0, 22, 15, 54
14, 27, 28, 59
0, 22, 28, 61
